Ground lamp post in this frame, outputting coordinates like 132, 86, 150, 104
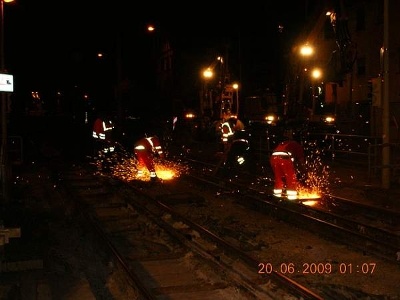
311, 68, 322, 117
202, 68, 213, 117
298, 44, 314, 116
0, 0, 13, 203
232, 83, 239, 116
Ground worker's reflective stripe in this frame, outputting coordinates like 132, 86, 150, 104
103, 121, 113, 131
146, 137, 154, 148
92, 132, 106, 140
272, 151, 292, 156
146, 137, 158, 153
221, 122, 233, 137
286, 190, 298, 200
273, 189, 282, 197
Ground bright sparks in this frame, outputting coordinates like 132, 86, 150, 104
297, 141, 332, 202
297, 187, 322, 200
111, 157, 189, 182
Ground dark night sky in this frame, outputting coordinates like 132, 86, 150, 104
3, 0, 318, 112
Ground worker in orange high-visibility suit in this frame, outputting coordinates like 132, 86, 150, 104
134, 136, 164, 181
270, 129, 305, 200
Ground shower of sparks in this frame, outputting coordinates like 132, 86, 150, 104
110, 157, 138, 181
298, 140, 332, 200
154, 159, 189, 180
110, 156, 189, 182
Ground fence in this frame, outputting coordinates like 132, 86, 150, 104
307, 133, 400, 182
250, 130, 400, 183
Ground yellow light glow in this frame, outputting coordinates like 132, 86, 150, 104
298, 188, 321, 199
300, 44, 314, 57
302, 200, 319, 206
110, 156, 189, 182
325, 116, 335, 123
312, 68, 322, 79
155, 167, 175, 180
185, 113, 196, 119
265, 114, 275, 124
203, 68, 213, 78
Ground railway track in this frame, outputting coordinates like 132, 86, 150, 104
61, 164, 325, 299
54, 150, 400, 299
182, 156, 400, 264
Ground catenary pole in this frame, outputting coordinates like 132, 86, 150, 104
0, 0, 8, 203
382, 0, 390, 189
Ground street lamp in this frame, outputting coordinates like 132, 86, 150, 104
298, 43, 314, 115
311, 67, 322, 117
203, 68, 213, 79
0, 0, 14, 203
201, 68, 214, 116
300, 44, 314, 57
147, 24, 155, 32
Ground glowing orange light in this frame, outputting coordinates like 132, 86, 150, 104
185, 113, 196, 119
110, 156, 188, 182
154, 163, 177, 180
302, 200, 319, 206
298, 188, 321, 200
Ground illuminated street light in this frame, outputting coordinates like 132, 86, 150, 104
311, 68, 322, 80
300, 44, 314, 57
203, 68, 213, 79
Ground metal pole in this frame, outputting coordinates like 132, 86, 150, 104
311, 83, 315, 117
0, 0, 8, 203
236, 89, 239, 116
0, 0, 4, 70
382, 0, 390, 189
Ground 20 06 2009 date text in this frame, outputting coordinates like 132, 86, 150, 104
258, 262, 376, 275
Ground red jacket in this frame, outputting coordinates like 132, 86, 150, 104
273, 140, 305, 163
134, 136, 164, 158
92, 118, 113, 140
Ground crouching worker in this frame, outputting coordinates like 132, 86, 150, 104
134, 135, 164, 181
270, 129, 305, 200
